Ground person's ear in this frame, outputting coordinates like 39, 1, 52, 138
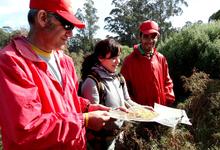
137, 32, 141, 41
138, 32, 143, 41
36, 10, 49, 28
156, 34, 160, 39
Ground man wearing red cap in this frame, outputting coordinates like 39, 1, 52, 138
121, 20, 175, 107
0, 0, 111, 149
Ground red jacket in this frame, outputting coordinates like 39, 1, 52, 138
121, 45, 175, 107
0, 37, 90, 150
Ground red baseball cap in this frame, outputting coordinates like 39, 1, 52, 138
139, 20, 160, 35
29, 0, 85, 29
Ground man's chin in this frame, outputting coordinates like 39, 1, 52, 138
56, 44, 68, 50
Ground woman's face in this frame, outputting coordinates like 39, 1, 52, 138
99, 52, 120, 73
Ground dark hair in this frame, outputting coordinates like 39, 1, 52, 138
81, 38, 121, 80
27, 9, 55, 28
27, 9, 39, 25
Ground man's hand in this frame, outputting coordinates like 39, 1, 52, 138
86, 111, 110, 131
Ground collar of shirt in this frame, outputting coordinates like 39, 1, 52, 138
138, 44, 154, 59
31, 44, 53, 58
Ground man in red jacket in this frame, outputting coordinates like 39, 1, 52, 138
121, 20, 175, 107
0, 0, 110, 149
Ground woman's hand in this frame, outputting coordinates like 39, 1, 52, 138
88, 104, 111, 112
115, 106, 129, 113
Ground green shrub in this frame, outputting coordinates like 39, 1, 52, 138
0, 28, 10, 48
158, 21, 220, 99
67, 49, 88, 79
119, 45, 133, 70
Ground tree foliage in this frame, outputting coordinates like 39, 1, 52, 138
0, 28, 10, 48
68, 0, 99, 52
0, 27, 28, 49
209, 9, 220, 22
104, 0, 188, 46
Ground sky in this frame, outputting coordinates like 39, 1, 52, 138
0, 0, 220, 38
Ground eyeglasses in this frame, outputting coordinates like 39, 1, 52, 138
51, 13, 75, 31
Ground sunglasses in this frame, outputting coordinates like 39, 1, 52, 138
51, 13, 75, 31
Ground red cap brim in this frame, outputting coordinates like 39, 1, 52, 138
56, 10, 85, 29
142, 29, 160, 35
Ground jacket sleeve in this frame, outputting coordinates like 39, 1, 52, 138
70, 58, 91, 112
0, 54, 86, 149
163, 58, 175, 104
121, 58, 134, 99
80, 78, 100, 104
123, 81, 145, 108
120, 75, 137, 107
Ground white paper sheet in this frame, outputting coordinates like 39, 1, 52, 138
153, 103, 192, 127
109, 103, 192, 128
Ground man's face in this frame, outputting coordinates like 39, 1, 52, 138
43, 13, 74, 50
140, 33, 159, 52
